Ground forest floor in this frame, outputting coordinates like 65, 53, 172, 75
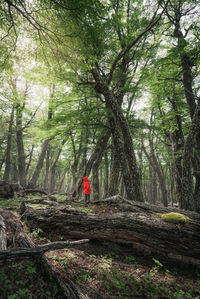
0, 196, 200, 299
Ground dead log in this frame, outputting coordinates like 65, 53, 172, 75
0, 208, 90, 298
92, 195, 122, 205
24, 204, 200, 268
0, 215, 7, 250
0, 180, 24, 198
94, 195, 200, 222
25, 189, 57, 201
0, 207, 35, 248
25, 198, 59, 206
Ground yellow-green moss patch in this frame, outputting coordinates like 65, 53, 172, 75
159, 212, 189, 224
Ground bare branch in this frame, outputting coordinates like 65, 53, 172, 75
0, 239, 90, 260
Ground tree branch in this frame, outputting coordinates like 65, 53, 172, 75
107, 0, 169, 85
0, 239, 90, 260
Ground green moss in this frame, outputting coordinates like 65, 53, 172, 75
159, 212, 189, 224
76, 206, 93, 213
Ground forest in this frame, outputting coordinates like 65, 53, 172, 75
0, 0, 200, 298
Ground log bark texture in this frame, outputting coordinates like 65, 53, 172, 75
24, 202, 200, 268
0, 215, 7, 250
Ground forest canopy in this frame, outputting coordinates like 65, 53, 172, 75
0, 0, 200, 212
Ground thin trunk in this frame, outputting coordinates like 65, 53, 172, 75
142, 142, 168, 207
44, 145, 50, 192
108, 141, 120, 196
15, 103, 26, 187
27, 139, 51, 189
72, 131, 111, 199
26, 145, 34, 176
103, 151, 109, 198
49, 140, 66, 193
92, 162, 99, 201
58, 168, 67, 193
3, 107, 14, 182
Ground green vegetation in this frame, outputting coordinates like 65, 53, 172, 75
0, 260, 62, 298
159, 212, 190, 224
46, 248, 200, 298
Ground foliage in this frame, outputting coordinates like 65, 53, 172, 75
0, 259, 62, 298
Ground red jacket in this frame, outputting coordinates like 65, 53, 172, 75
83, 176, 91, 195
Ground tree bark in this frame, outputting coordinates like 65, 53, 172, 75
24, 202, 200, 268
49, 139, 67, 193
15, 103, 26, 187
27, 139, 52, 189
108, 141, 120, 196
103, 151, 109, 198
71, 131, 110, 199
3, 106, 14, 183
142, 142, 168, 206
0, 215, 7, 250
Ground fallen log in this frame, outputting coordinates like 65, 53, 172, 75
94, 195, 200, 222
25, 189, 57, 201
24, 204, 200, 268
25, 198, 59, 206
0, 208, 90, 298
0, 215, 7, 250
0, 180, 24, 197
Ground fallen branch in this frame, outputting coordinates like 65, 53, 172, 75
25, 198, 58, 206
92, 195, 122, 205
0, 239, 90, 260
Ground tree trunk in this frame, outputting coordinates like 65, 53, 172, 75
27, 139, 51, 189
49, 140, 66, 193
142, 142, 168, 206
71, 131, 110, 199
103, 151, 109, 198
108, 141, 120, 196
44, 144, 50, 191
181, 100, 200, 211
92, 162, 99, 201
92, 68, 143, 202
16, 103, 26, 187
3, 107, 14, 183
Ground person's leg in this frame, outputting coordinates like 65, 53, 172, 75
85, 194, 90, 203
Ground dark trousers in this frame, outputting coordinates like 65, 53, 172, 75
85, 194, 90, 203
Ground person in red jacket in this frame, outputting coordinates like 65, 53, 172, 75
82, 176, 91, 203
